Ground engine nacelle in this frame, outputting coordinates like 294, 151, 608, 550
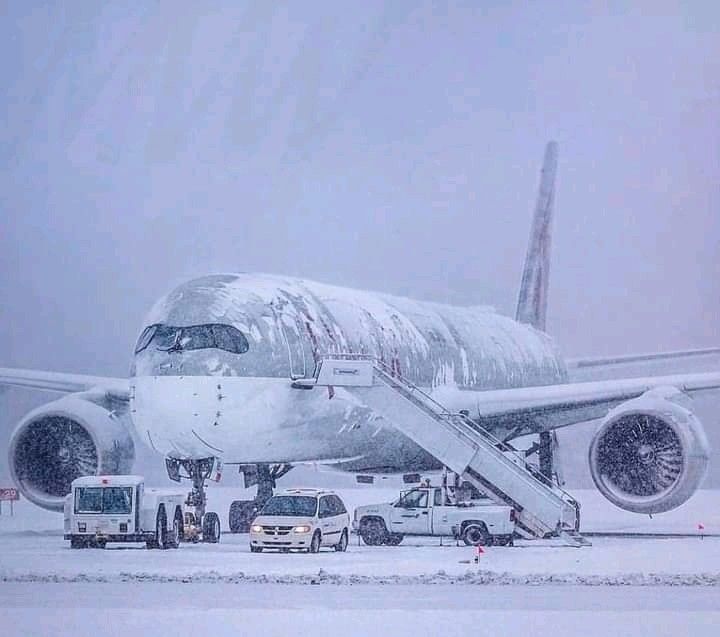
8, 395, 135, 511
589, 387, 710, 514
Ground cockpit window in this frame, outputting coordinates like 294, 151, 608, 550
134, 323, 249, 355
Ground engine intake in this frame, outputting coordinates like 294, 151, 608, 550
589, 387, 709, 514
8, 395, 135, 511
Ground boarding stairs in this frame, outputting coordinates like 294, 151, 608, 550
293, 354, 587, 546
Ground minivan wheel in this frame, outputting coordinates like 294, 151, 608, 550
309, 530, 321, 553
334, 529, 348, 552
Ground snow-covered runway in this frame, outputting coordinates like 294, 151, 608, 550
1, 488, 719, 635
1, 583, 718, 637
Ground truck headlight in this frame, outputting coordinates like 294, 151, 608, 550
250, 524, 263, 534
293, 525, 312, 534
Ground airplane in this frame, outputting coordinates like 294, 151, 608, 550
2, 142, 718, 540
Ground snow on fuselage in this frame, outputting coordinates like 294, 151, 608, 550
130, 274, 566, 471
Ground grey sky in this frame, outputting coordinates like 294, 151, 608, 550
1, 1, 718, 378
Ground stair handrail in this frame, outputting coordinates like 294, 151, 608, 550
314, 352, 580, 518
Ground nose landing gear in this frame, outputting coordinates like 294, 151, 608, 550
165, 457, 222, 543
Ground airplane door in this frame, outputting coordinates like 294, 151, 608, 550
273, 308, 307, 380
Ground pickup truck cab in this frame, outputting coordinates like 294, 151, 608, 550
64, 475, 187, 549
354, 485, 515, 546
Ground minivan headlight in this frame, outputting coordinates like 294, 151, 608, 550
250, 524, 263, 533
293, 525, 312, 534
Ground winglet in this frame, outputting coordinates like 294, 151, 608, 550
516, 141, 558, 332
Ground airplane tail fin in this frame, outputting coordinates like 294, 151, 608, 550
515, 141, 558, 332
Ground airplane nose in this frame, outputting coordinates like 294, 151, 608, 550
130, 376, 226, 456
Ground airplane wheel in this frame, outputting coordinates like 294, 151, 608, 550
229, 500, 259, 533
202, 512, 221, 543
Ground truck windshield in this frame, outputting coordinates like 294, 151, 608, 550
260, 496, 317, 517
75, 487, 133, 514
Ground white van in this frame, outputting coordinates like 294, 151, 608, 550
249, 488, 350, 553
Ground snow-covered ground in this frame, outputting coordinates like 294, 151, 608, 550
1, 487, 719, 584
1, 487, 719, 635
1, 583, 719, 637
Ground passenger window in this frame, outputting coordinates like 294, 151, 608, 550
434, 489, 443, 506
399, 489, 428, 509
318, 496, 332, 519
331, 496, 346, 515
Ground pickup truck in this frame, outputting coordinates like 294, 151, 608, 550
64, 475, 197, 549
353, 485, 515, 546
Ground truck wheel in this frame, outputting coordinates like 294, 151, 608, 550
462, 523, 490, 547
155, 507, 168, 550
334, 529, 349, 552
167, 510, 182, 549
309, 530, 321, 553
202, 512, 221, 543
250, 545, 263, 553
359, 519, 387, 546
70, 536, 86, 549
384, 533, 404, 546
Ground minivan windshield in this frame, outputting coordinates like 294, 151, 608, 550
75, 487, 133, 514
260, 496, 317, 517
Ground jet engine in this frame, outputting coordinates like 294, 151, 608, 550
589, 387, 710, 514
8, 395, 135, 511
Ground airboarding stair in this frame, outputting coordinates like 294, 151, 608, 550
293, 354, 587, 545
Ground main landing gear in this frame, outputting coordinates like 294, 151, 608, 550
165, 457, 221, 543
228, 463, 292, 533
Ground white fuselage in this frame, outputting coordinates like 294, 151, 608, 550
129, 273, 566, 472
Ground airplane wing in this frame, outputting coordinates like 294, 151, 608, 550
464, 370, 720, 432
0, 367, 129, 399
565, 347, 720, 370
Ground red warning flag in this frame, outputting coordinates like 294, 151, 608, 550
475, 545, 485, 555
698, 523, 705, 531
